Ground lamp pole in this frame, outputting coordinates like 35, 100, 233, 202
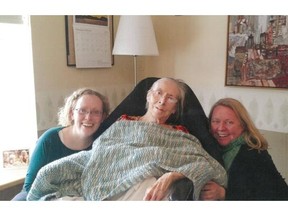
133, 55, 137, 86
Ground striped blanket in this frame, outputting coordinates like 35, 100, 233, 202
27, 120, 227, 201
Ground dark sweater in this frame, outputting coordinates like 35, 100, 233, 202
226, 144, 288, 200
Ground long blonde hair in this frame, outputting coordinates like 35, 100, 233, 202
58, 88, 110, 126
209, 98, 268, 150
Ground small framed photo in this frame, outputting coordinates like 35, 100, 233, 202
2, 149, 29, 168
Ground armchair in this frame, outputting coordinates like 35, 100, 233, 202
94, 77, 223, 200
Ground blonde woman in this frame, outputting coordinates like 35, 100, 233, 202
200, 98, 288, 200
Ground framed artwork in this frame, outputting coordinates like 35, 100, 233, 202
65, 15, 114, 66
225, 15, 288, 88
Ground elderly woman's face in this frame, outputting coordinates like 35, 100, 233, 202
146, 79, 180, 123
210, 105, 244, 147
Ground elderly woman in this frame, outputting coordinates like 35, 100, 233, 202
27, 78, 227, 201
200, 98, 288, 200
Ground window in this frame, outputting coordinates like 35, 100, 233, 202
0, 16, 37, 168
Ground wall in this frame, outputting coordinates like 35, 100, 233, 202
31, 15, 135, 131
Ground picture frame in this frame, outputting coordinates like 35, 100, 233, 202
2, 149, 29, 169
65, 15, 114, 66
225, 15, 288, 88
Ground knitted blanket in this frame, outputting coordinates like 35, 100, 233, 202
27, 121, 227, 201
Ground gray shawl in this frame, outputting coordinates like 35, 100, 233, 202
27, 121, 227, 201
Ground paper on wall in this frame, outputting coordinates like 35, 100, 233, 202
73, 16, 112, 68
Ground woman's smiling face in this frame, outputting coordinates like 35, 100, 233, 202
210, 105, 244, 147
72, 94, 105, 138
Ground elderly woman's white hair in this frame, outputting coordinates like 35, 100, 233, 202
146, 77, 187, 121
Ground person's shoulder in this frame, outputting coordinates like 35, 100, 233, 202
42, 126, 63, 134
34, 127, 64, 151
118, 114, 140, 121
240, 144, 268, 154
172, 125, 189, 133
238, 145, 272, 163
39, 126, 64, 139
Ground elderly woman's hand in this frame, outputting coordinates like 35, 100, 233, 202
143, 172, 185, 200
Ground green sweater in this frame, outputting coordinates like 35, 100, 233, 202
23, 126, 91, 192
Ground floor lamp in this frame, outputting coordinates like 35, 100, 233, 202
112, 16, 159, 86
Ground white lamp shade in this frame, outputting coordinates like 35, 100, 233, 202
112, 15, 159, 56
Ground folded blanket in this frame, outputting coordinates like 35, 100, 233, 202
27, 121, 227, 201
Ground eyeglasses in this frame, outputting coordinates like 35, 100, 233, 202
74, 108, 103, 117
151, 90, 178, 104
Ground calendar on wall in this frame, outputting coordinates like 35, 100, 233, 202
65, 15, 114, 68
